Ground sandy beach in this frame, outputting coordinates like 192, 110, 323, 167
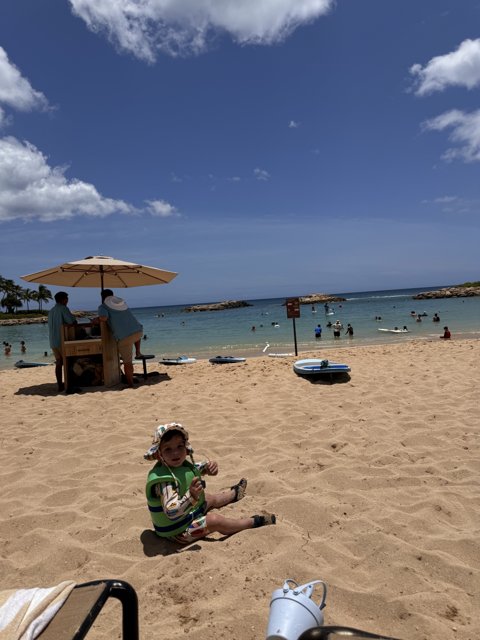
0, 339, 478, 640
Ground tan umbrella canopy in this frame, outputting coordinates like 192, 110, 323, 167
21, 255, 178, 290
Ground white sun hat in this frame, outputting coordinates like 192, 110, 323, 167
103, 295, 128, 311
144, 423, 191, 460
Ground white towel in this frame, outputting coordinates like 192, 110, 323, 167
0, 581, 76, 640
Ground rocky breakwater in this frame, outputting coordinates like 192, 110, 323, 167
0, 310, 92, 326
413, 286, 480, 300
298, 293, 346, 304
183, 300, 253, 312
0, 316, 48, 326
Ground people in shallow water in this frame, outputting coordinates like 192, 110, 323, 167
440, 326, 451, 339
432, 313, 440, 323
145, 423, 276, 544
314, 324, 322, 338
345, 324, 354, 337
333, 320, 342, 338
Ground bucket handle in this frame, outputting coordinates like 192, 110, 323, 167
282, 579, 328, 610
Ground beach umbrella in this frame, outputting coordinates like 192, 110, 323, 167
21, 255, 178, 290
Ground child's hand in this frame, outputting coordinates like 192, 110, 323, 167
205, 461, 218, 476
189, 477, 204, 501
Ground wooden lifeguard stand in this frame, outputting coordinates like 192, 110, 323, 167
61, 322, 121, 388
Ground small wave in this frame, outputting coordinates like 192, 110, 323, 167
346, 294, 414, 301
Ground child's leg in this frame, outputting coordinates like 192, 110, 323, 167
205, 478, 247, 510
172, 511, 275, 544
205, 512, 275, 536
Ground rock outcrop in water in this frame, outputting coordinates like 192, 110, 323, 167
183, 300, 253, 312
297, 293, 346, 304
413, 286, 480, 300
0, 310, 91, 326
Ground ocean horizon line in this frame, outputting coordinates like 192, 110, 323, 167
126, 284, 450, 312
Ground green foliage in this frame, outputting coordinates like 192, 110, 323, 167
457, 281, 480, 288
0, 275, 53, 313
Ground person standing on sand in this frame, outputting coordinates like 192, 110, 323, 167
48, 291, 77, 392
97, 289, 143, 387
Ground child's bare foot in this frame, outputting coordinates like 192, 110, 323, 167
230, 478, 247, 503
252, 514, 276, 527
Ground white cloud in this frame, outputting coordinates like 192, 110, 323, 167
0, 47, 49, 115
410, 38, 480, 96
434, 195, 458, 203
0, 136, 134, 222
254, 167, 270, 181
288, 120, 300, 128
69, 0, 333, 61
145, 198, 179, 217
423, 109, 480, 162
0, 106, 10, 128
228, 176, 241, 182
431, 195, 478, 215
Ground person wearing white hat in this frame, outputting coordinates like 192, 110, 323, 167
98, 289, 143, 387
145, 423, 276, 544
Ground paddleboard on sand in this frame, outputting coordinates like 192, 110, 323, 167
293, 358, 351, 376
14, 360, 51, 368
160, 356, 196, 365
268, 353, 295, 357
209, 356, 246, 364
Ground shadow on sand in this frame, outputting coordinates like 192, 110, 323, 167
140, 530, 202, 556
15, 373, 171, 397
302, 373, 351, 385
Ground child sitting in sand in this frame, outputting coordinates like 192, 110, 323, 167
144, 423, 276, 544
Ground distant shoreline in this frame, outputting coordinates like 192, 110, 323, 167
0, 311, 92, 327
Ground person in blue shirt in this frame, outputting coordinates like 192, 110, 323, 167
98, 289, 143, 387
314, 324, 322, 338
48, 291, 77, 392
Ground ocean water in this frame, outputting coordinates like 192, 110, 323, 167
1, 286, 479, 369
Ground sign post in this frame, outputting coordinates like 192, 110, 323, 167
286, 297, 300, 356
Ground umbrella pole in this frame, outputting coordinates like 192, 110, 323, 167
100, 267, 104, 292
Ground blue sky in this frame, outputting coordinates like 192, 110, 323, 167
0, 0, 479, 308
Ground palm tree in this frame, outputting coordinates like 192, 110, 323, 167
0, 279, 21, 313
30, 290, 39, 310
22, 288, 36, 312
0, 276, 7, 312
1, 283, 24, 313
36, 285, 53, 312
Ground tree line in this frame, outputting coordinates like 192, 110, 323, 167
0, 276, 53, 314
